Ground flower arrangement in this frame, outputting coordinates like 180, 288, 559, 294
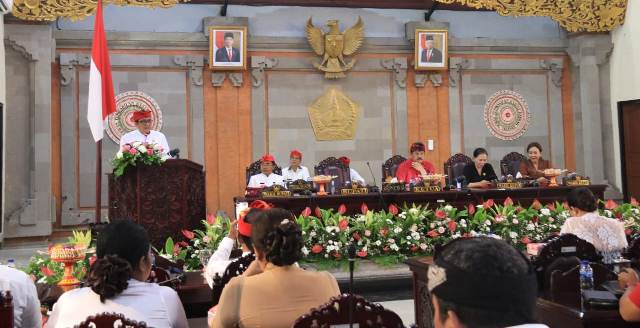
112, 141, 166, 177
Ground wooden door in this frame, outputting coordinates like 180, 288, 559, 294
621, 101, 640, 200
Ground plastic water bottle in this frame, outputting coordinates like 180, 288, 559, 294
6, 259, 16, 268
579, 260, 594, 290
330, 180, 335, 194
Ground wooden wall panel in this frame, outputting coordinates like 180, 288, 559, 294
51, 61, 62, 227
561, 56, 576, 171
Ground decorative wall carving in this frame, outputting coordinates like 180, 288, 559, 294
540, 60, 563, 88
228, 73, 244, 87
308, 88, 362, 141
250, 56, 279, 87
306, 17, 364, 79
59, 54, 91, 86
211, 73, 226, 87
448, 58, 470, 88
380, 58, 407, 88
4, 38, 36, 61
415, 73, 443, 87
173, 55, 204, 86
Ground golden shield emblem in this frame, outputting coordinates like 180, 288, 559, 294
308, 88, 361, 141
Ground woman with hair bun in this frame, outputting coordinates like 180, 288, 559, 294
211, 208, 340, 328
46, 220, 188, 328
560, 187, 627, 263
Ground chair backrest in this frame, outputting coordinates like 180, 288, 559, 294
293, 294, 405, 328
549, 262, 617, 297
500, 152, 527, 177
246, 160, 283, 185
212, 253, 256, 306
0, 291, 13, 328
624, 234, 640, 261
315, 157, 350, 188
443, 153, 472, 185
382, 155, 407, 181
74, 312, 147, 328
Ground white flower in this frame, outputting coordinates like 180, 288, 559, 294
375, 240, 382, 246
116, 151, 123, 159
540, 208, 551, 216
527, 223, 535, 231
460, 219, 467, 228
633, 209, 639, 215
549, 217, 555, 223
476, 204, 484, 208
301, 247, 309, 256
509, 231, 518, 239
393, 227, 402, 234
386, 219, 394, 225
406, 235, 412, 240
388, 238, 395, 243
132, 141, 142, 148
430, 223, 436, 229
326, 227, 334, 233
193, 239, 200, 246
452, 233, 461, 239
137, 145, 147, 153
470, 230, 478, 236
437, 227, 446, 234
309, 231, 316, 238
328, 240, 334, 245
324, 254, 329, 258
484, 220, 492, 226
444, 205, 453, 212
412, 232, 420, 239
399, 213, 407, 219
390, 244, 400, 251
512, 219, 519, 224
420, 243, 428, 250
409, 208, 419, 215
410, 224, 418, 232
364, 230, 372, 237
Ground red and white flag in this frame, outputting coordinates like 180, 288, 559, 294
87, 0, 116, 142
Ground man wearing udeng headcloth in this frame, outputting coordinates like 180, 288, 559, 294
119, 110, 170, 155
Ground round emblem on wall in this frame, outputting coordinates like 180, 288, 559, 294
106, 91, 163, 144
483, 90, 531, 141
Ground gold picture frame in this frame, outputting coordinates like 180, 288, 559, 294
208, 26, 248, 70
414, 29, 448, 71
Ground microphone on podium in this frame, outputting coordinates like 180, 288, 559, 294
168, 148, 180, 159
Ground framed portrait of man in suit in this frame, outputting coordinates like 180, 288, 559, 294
415, 29, 448, 71
209, 26, 247, 70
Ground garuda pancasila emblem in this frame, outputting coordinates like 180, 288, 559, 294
306, 17, 364, 79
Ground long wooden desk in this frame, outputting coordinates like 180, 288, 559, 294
235, 185, 607, 215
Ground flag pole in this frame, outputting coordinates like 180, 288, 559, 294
95, 140, 102, 223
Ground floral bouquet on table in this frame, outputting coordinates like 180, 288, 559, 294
112, 141, 166, 177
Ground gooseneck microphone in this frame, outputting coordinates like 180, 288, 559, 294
168, 148, 180, 159
366, 161, 377, 187
366, 161, 387, 210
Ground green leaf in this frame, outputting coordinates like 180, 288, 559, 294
165, 237, 174, 255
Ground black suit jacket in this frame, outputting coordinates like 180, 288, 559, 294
215, 47, 241, 62
421, 48, 443, 63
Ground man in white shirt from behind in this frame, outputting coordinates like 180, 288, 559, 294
247, 154, 285, 188
282, 150, 311, 182
119, 110, 170, 156
0, 265, 42, 328
339, 156, 366, 185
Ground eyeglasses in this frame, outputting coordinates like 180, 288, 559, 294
138, 119, 153, 124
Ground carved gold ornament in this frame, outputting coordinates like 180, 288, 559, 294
435, 0, 627, 32
308, 88, 361, 141
12, 0, 188, 21
306, 17, 364, 79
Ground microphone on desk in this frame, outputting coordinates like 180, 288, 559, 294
168, 148, 180, 159
455, 175, 467, 190
366, 161, 377, 187
348, 243, 357, 328
367, 161, 387, 209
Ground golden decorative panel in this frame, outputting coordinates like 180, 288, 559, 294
12, 0, 187, 22
306, 17, 364, 79
435, 0, 627, 32
308, 88, 361, 141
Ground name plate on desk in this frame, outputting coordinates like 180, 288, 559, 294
412, 186, 442, 192
382, 183, 406, 193
496, 182, 523, 189
341, 188, 369, 195
565, 179, 590, 186
261, 190, 292, 197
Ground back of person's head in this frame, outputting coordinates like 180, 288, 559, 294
251, 208, 303, 266
239, 208, 264, 251
429, 237, 537, 328
567, 187, 598, 213
88, 220, 150, 302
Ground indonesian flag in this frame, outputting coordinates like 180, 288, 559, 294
87, 0, 116, 142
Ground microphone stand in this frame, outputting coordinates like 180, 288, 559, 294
348, 243, 356, 328
366, 161, 387, 210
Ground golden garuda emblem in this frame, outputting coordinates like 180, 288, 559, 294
306, 17, 364, 79
308, 88, 361, 141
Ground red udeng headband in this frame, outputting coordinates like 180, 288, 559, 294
237, 200, 272, 237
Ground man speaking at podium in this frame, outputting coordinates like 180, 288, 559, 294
395, 142, 436, 183
119, 110, 170, 155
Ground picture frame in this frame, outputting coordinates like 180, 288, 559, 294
208, 26, 248, 70
414, 29, 448, 71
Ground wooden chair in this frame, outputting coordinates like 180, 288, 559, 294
212, 253, 256, 306
382, 155, 407, 181
0, 291, 13, 328
443, 153, 472, 186
500, 152, 527, 177
74, 312, 147, 328
293, 294, 405, 328
246, 160, 283, 185
314, 157, 350, 188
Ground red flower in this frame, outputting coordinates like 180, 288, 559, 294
625, 229, 633, 236
173, 245, 182, 256
206, 213, 217, 225
605, 199, 618, 210
312, 244, 323, 254
333, 252, 342, 259
547, 203, 556, 211
462, 233, 470, 238
483, 199, 495, 209
562, 201, 569, 209
383, 246, 390, 253
181, 229, 195, 240
380, 227, 389, 237
129, 148, 138, 155
503, 197, 514, 206
147, 148, 153, 155
410, 245, 419, 252
357, 250, 367, 258
631, 198, 639, 207
615, 212, 623, 219
301, 207, 311, 218
177, 241, 189, 248
361, 203, 369, 215
532, 216, 539, 224
40, 266, 54, 277
89, 255, 97, 267
427, 230, 439, 238
447, 221, 457, 232
521, 236, 531, 244
388, 204, 399, 216
352, 232, 361, 241
338, 219, 349, 231
468, 204, 476, 215
531, 199, 543, 210
314, 207, 322, 218
435, 210, 446, 219
338, 204, 347, 215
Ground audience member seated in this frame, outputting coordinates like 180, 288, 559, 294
46, 220, 188, 328
211, 208, 340, 328
339, 156, 366, 185
428, 237, 547, 328
518, 142, 552, 184
0, 264, 41, 328
395, 142, 436, 183
204, 200, 271, 286
282, 150, 311, 182
618, 268, 640, 321
560, 187, 627, 263
247, 154, 285, 188
463, 147, 497, 189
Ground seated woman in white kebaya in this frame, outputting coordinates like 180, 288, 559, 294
46, 220, 188, 328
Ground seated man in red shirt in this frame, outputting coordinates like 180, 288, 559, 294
395, 142, 436, 183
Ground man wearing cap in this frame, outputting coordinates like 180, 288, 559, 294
339, 156, 366, 185
429, 237, 546, 328
119, 110, 170, 155
395, 142, 436, 183
247, 155, 285, 188
421, 35, 443, 63
282, 150, 311, 182
215, 32, 241, 63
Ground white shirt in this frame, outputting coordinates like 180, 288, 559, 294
0, 265, 41, 328
282, 166, 311, 182
204, 237, 250, 288
119, 129, 170, 155
560, 211, 628, 253
46, 280, 188, 328
247, 173, 285, 188
350, 168, 366, 185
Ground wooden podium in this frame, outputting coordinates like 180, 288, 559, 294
108, 159, 205, 247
